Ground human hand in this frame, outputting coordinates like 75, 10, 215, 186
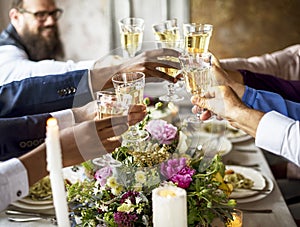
128, 104, 147, 126
60, 115, 129, 166
122, 48, 182, 83
190, 85, 247, 121
91, 48, 182, 91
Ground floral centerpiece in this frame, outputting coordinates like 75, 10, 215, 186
67, 109, 236, 227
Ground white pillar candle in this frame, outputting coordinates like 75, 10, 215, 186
46, 118, 70, 227
152, 186, 187, 227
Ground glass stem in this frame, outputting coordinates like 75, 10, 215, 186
167, 83, 176, 96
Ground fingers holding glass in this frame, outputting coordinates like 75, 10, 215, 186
111, 72, 149, 147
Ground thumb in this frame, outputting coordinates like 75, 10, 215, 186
190, 95, 208, 109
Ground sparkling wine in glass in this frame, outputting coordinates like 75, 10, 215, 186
179, 52, 213, 122
183, 23, 213, 54
111, 72, 149, 143
119, 17, 144, 58
152, 19, 184, 102
96, 91, 125, 119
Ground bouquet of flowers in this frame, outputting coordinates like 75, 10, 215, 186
67, 116, 236, 227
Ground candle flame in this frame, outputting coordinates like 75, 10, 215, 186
47, 117, 58, 126
158, 189, 177, 197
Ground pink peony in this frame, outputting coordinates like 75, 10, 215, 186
160, 157, 196, 189
94, 166, 113, 187
146, 119, 177, 144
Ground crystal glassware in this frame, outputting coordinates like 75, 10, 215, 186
179, 52, 213, 122
96, 91, 125, 120
152, 19, 184, 102
183, 23, 213, 54
111, 72, 149, 144
118, 17, 144, 58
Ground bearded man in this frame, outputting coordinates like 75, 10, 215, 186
0, 0, 95, 85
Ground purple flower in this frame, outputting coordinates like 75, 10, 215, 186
160, 157, 196, 189
94, 166, 113, 187
146, 119, 177, 144
120, 191, 139, 204
114, 211, 138, 226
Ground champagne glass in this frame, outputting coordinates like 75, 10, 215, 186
152, 19, 184, 102
183, 23, 213, 54
111, 72, 149, 147
96, 91, 125, 120
118, 17, 144, 58
179, 52, 213, 123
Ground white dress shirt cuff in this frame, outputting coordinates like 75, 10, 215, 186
51, 109, 75, 130
255, 111, 294, 155
0, 158, 29, 211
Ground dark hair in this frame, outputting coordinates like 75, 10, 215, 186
10, 0, 24, 9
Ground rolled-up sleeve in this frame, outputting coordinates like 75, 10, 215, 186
0, 158, 29, 211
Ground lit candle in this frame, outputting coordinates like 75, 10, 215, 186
46, 118, 70, 227
227, 209, 243, 227
152, 186, 187, 227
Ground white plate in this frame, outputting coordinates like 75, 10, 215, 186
11, 201, 54, 211
201, 120, 252, 144
235, 175, 274, 204
225, 165, 266, 199
196, 134, 233, 157
19, 197, 53, 205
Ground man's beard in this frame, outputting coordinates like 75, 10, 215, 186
21, 25, 65, 61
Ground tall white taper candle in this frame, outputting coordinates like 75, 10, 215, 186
46, 118, 70, 227
152, 186, 187, 227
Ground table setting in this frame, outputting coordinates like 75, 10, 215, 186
0, 17, 297, 227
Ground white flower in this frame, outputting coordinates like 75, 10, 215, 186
133, 183, 143, 192
135, 171, 147, 184
106, 176, 118, 189
111, 185, 123, 196
99, 204, 108, 212
135, 196, 142, 205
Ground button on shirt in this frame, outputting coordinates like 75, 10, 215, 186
0, 109, 74, 212
0, 158, 29, 211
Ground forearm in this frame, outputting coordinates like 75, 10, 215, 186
224, 70, 244, 84
90, 64, 122, 91
228, 105, 264, 138
19, 143, 48, 186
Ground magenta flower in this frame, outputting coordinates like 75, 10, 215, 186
114, 212, 138, 226
160, 157, 196, 189
94, 166, 113, 187
146, 119, 177, 144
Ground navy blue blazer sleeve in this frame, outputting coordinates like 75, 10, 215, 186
0, 69, 93, 117
0, 113, 51, 161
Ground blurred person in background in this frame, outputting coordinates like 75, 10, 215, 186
0, 0, 97, 85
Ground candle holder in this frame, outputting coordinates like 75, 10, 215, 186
226, 209, 243, 227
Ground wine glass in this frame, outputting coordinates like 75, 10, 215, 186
179, 52, 213, 123
96, 91, 125, 120
111, 72, 149, 149
118, 17, 144, 58
183, 23, 213, 54
152, 19, 184, 102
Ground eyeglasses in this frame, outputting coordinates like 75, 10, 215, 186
18, 8, 63, 22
